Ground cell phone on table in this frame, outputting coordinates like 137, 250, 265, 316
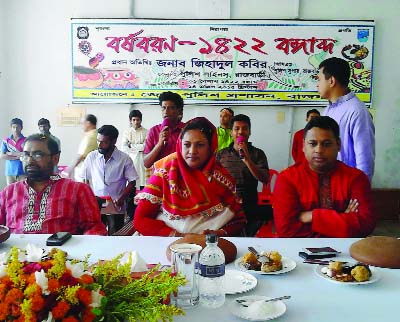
299, 251, 337, 260
46, 232, 72, 246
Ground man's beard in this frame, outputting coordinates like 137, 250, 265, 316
25, 165, 51, 181
98, 147, 112, 155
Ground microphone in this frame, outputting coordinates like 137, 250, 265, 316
161, 118, 172, 146
237, 135, 245, 159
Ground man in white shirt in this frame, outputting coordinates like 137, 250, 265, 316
83, 125, 138, 234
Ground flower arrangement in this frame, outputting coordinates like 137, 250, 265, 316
0, 244, 186, 322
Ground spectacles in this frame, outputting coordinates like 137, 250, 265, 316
20, 151, 52, 162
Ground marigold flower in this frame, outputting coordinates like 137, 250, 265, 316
0, 302, 9, 320
80, 274, 94, 284
51, 300, 70, 319
31, 293, 45, 312
5, 288, 24, 304
82, 308, 97, 322
77, 288, 92, 306
48, 278, 60, 293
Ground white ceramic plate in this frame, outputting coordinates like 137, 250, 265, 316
229, 295, 287, 321
235, 256, 296, 275
314, 265, 381, 285
224, 270, 258, 294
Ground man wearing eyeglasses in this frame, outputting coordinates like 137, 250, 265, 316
0, 134, 107, 235
82, 125, 138, 234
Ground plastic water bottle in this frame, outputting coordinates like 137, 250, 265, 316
199, 234, 225, 308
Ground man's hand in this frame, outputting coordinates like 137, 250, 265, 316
158, 126, 169, 146
299, 211, 313, 223
345, 199, 359, 213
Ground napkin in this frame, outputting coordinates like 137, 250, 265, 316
120, 251, 148, 272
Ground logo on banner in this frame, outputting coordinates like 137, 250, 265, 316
357, 29, 369, 43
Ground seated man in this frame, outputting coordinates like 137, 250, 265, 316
83, 125, 138, 234
216, 114, 269, 236
0, 134, 107, 235
273, 116, 377, 238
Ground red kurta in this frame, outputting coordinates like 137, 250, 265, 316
273, 161, 377, 238
291, 128, 305, 163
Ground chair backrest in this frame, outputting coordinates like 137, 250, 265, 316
262, 169, 279, 195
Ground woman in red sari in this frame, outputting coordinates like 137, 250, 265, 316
134, 117, 246, 237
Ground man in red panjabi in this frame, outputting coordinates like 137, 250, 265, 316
273, 116, 376, 238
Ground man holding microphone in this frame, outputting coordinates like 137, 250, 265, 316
216, 114, 269, 236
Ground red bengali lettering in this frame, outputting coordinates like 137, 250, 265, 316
233, 37, 250, 55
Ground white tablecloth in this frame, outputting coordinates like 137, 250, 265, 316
1, 234, 398, 322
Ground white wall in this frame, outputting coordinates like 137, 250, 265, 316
0, 0, 399, 189
0, 1, 7, 186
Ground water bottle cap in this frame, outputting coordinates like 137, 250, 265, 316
206, 234, 218, 243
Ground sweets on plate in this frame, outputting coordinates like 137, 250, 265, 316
241, 250, 283, 272
321, 261, 371, 282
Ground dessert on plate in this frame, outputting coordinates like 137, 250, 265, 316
321, 261, 371, 282
241, 250, 283, 272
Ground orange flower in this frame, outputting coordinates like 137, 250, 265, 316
77, 288, 92, 306
0, 302, 10, 320
80, 274, 94, 285
31, 294, 46, 312
52, 300, 70, 319
5, 288, 24, 304
82, 308, 97, 322
26, 273, 37, 285
48, 278, 60, 293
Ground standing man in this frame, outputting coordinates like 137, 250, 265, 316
121, 110, 148, 190
216, 114, 269, 236
38, 118, 61, 152
216, 107, 234, 151
1, 118, 26, 185
143, 91, 185, 168
121, 109, 148, 220
0, 134, 106, 235
318, 57, 375, 181
291, 109, 320, 163
83, 125, 138, 234
65, 114, 98, 181
273, 116, 376, 238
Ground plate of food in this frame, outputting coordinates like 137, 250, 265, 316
235, 250, 296, 275
224, 270, 258, 294
229, 295, 287, 321
314, 261, 381, 285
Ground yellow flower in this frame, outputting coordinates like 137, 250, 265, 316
62, 285, 80, 305
5, 247, 24, 288
21, 298, 34, 321
47, 249, 66, 279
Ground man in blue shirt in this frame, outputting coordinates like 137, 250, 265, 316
318, 57, 375, 181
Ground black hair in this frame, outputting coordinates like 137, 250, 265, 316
25, 134, 60, 154
220, 107, 234, 116
306, 109, 321, 118
319, 57, 350, 87
304, 116, 340, 140
129, 109, 142, 120
181, 117, 214, 145
38, 118, 50, 126
158, 91, 184, 112
98, 125, 119, 140
10, 118, 23, 127
230, 114, 251, 129
85, 114, 97, 126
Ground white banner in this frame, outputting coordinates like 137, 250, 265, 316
71, 19, 374, 105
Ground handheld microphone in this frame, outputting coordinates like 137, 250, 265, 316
161, 118, 172, 146
237, 135, 245, 159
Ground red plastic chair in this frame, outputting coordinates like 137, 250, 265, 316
255, 220, 278, 238
257, 169, 279, 206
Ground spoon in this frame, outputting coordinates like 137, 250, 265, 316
248, 247, 270, 263
236, 295, 291, 307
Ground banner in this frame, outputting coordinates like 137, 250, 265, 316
71, 19, 374, 105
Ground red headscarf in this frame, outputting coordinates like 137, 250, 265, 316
140, 117, 237, 217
